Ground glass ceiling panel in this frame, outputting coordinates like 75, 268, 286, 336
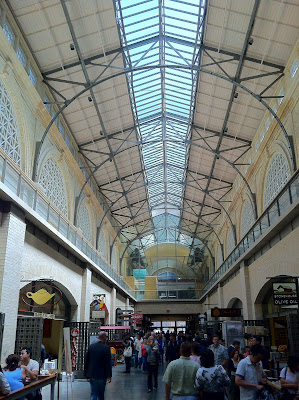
116, 0, 206, 249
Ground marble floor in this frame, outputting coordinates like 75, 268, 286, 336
41, 364, 167, 400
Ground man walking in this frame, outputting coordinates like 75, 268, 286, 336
165, 333, 180, 363
163, 341, 200, 400
84, 331, 112, 400
235, 344, 267, 400
209, 335, 229, 367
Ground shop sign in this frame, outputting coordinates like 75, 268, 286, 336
34, 312, 55, 319
92, 310, 105, 319
91, 294, 107, 320
132, 313, 143, 323
211, 307, 241, 318
272, 282, 298, 305
22, 284, 62, 309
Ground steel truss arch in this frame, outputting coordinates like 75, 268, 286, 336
118, 225, 215, 274
108, 177, 235, 260
35, 64, 296, 181
35, 63, 295, 260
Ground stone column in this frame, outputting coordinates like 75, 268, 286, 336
80, 265, 91, 322
239, 261, 254, 320
110, 287, 116, 325
217, 283, 224, 308
125, 297, 130, 309
0, 203, 26, 363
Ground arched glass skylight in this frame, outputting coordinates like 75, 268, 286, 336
115, 0, 206, 248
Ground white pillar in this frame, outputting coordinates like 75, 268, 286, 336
80, 266, 91, 322
110, 287, 116, 325
126, 297, 130, 309
0, 204, 26, 363
217, 283, 224, 308
239, 261, 254, 320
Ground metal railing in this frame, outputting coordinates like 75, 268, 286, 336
0, 151, 134, 297
202, 170, 299, 295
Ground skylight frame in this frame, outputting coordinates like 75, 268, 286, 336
116, 0, 206, 248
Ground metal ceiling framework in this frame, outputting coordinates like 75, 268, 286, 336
9, 0, 295, 276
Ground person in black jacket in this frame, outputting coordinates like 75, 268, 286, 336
84, 331, 112, 400
165, 333, 180, 363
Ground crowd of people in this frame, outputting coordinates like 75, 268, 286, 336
84, 329, 299, 400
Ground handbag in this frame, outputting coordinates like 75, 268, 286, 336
123, 346, 132, 357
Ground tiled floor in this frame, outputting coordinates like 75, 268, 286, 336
42, 364, 167, 400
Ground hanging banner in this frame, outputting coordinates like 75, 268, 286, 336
91, 294, 108, 320
273, 282, 298, 306
21, 284, 62, 309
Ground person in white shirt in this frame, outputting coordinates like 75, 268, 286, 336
20, 347, 40, 400
280, 355, 299, 396
235, 344, 267, 400
134, 333, 143, 368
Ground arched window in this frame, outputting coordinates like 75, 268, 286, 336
240, 200, 255, 238
226, 227, 234, 257
217, 244, 223, 269
158, 272, 177, 280
264, 153, 291, 208
38, 158, 68, 217
77, 201, 92, 243
0, 80, 21, 166
111, 245, 117, 271
97, 228, 107, 260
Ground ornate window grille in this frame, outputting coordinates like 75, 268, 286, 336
111, 245, 117, 271
38, 158, 68, 217
264, 153, 291, 208
217, 245, 223, 269
97, 229, 107, 260
240, 200, 255, 238
0, 80, 21, 166
226, 227, 234, 257
77, 201, 92, 243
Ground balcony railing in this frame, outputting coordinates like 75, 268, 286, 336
202, 170, 299, 295
0, 150, 134, 297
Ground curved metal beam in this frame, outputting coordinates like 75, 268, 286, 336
108, 176, 234, 259
35, 64, 295, 262
35, 63, 295, 182
118, 225, 215, 273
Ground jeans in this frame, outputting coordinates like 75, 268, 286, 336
90, 378, 106, 400
134, 350, 141, 367
147, 363, 158, 390
142, 355, 148, 372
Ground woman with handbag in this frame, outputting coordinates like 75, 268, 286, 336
279, 355, 299, 400
123, 335, 133, 373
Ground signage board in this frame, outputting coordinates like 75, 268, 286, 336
92, 310, 105, 319
273, 282, 298, 306
71, 328, 79, 337
211, 307, 241, 318
22, 284, 62, 309
132, 313, 143, 322
34, 312, 55, 319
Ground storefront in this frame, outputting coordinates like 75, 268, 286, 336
16, 280, 72, 366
